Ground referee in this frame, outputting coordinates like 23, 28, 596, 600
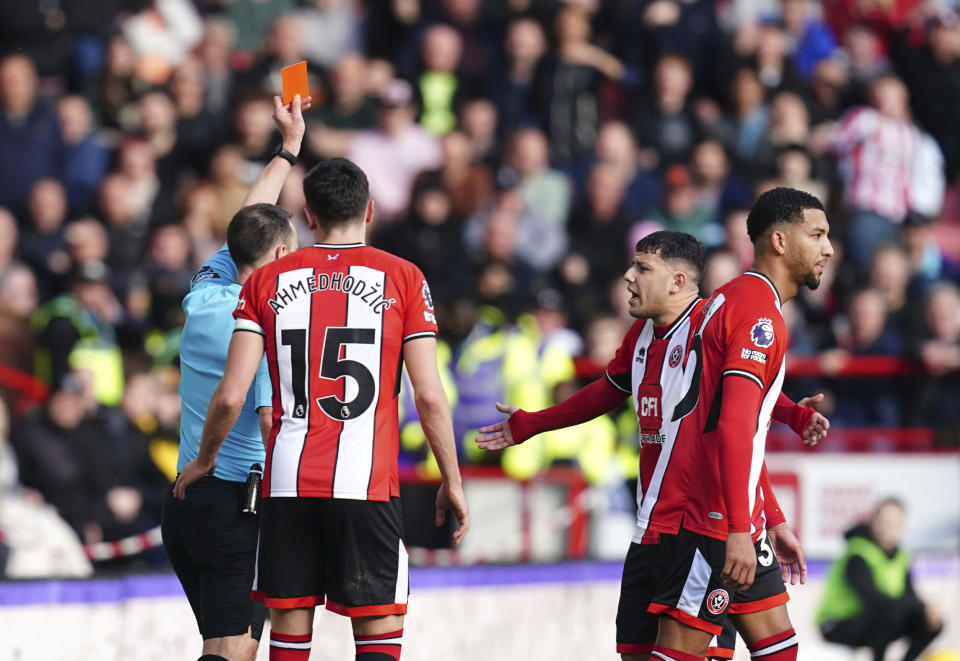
161, 94, 309, 661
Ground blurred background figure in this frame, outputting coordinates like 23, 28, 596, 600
818, 498, 943, 661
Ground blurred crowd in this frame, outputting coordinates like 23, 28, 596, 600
2, 0, 960, 571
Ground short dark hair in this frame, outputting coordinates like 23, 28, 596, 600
635, 231, 706, 283
226, 203, 293, 268
302, 158, 369, 229
746, 187, 824, 244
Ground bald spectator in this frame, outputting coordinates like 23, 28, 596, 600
197, 17, 238, 115
240, 13, 323, 99
347, 79, 443, 222
0, 55, 63, 214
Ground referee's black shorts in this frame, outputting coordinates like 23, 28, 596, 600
161, 476, 266, 640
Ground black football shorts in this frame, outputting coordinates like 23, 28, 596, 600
254, 496, 408, 617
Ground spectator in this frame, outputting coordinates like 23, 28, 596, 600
144, 224, 193, 331
901, 215, 957, 297
225, 0, 297, 55
0, 398, 92, 578
31, 261, 124, 406
99, 174, 147, 277
415, 23, 465, 135
376, 172, 470, 307
781, 0, 838, 79
822, 288, 905, 427
18, 179, 71, 300
115, 137, 172, 227
458, 95, 501, 168
488, 17, 547, 135
589, 120, 661, 218
832, 74, 920, 273
566, 161, 635, 291
634, 54, 700, 166
465, 168, 567, 275
307, 53, 376, 158
298, 0, 364, 70
915, 283, 960, 441
700, 249, 740, 297
169, 57, 228, 168
506, 127, 572, 228
0, 263, 38, 393
232, 92, 279, 169
95, 34, 147, 131
645, 164, 720, 246
121, 0, 203, 86
534, 5, 626, 165
891, 10, 960, 181
752, 21, 807, 94
347, 78, 444, 222
240, 13, 324, 98
818, 498, 943, 661
0, 54, 62, 215
870, 243, 924, 344
137, 91, 195, 195
438, 129, 493, 219
57, 95, 110, 216
197, 17, 238, 116
726, 67, 772, 170
690, 138, 751, 223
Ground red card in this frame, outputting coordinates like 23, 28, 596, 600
280, 60, 309, 105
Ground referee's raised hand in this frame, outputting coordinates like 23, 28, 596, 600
272, 93, 311, 152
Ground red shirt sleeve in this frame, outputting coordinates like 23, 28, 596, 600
772, 391, 815, 437
508, 378, 629, 443
716, 373, 763, 533
234, 271, 265, 335
720, 306, 785, 390
605, 320, 644, 394
400, 263, 439, 342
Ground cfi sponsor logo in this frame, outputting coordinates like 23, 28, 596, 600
751, 317, 775, 348
669, 345, 682, 367
706, 588, 730, 615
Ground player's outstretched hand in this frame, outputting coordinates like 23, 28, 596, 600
272, 94, 311, 152
172, 457, 216, 500
797, 393, 830, 446
722, 532, 757, 592
475, 402, 519, 450
436, 481, 470, 547
768, 523, 807, 585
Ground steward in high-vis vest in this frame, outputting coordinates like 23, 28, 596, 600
817, 498, 942, 661
32, 261, 124, 406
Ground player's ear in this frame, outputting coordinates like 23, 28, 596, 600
770, 228, 787, 256
672, 270, 686, 293
304, 207, 318, 232
275, 243, 288, 260
364, 200, 375, 225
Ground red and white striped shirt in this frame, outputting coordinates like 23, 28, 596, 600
832, 106, 918, 223
234, 242, 438, 501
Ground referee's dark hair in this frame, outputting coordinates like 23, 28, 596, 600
746, 187, 824, 245
635, 230, 706, 284
302, 158, 369, 228
227, 203, 294, 268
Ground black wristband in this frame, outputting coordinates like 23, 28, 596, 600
271, 144, 297, 166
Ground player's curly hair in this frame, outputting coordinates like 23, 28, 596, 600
303, 158, 369, 228
746, 187, 824, 244
635, 230, 706, 284
227, 203, 293, 268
